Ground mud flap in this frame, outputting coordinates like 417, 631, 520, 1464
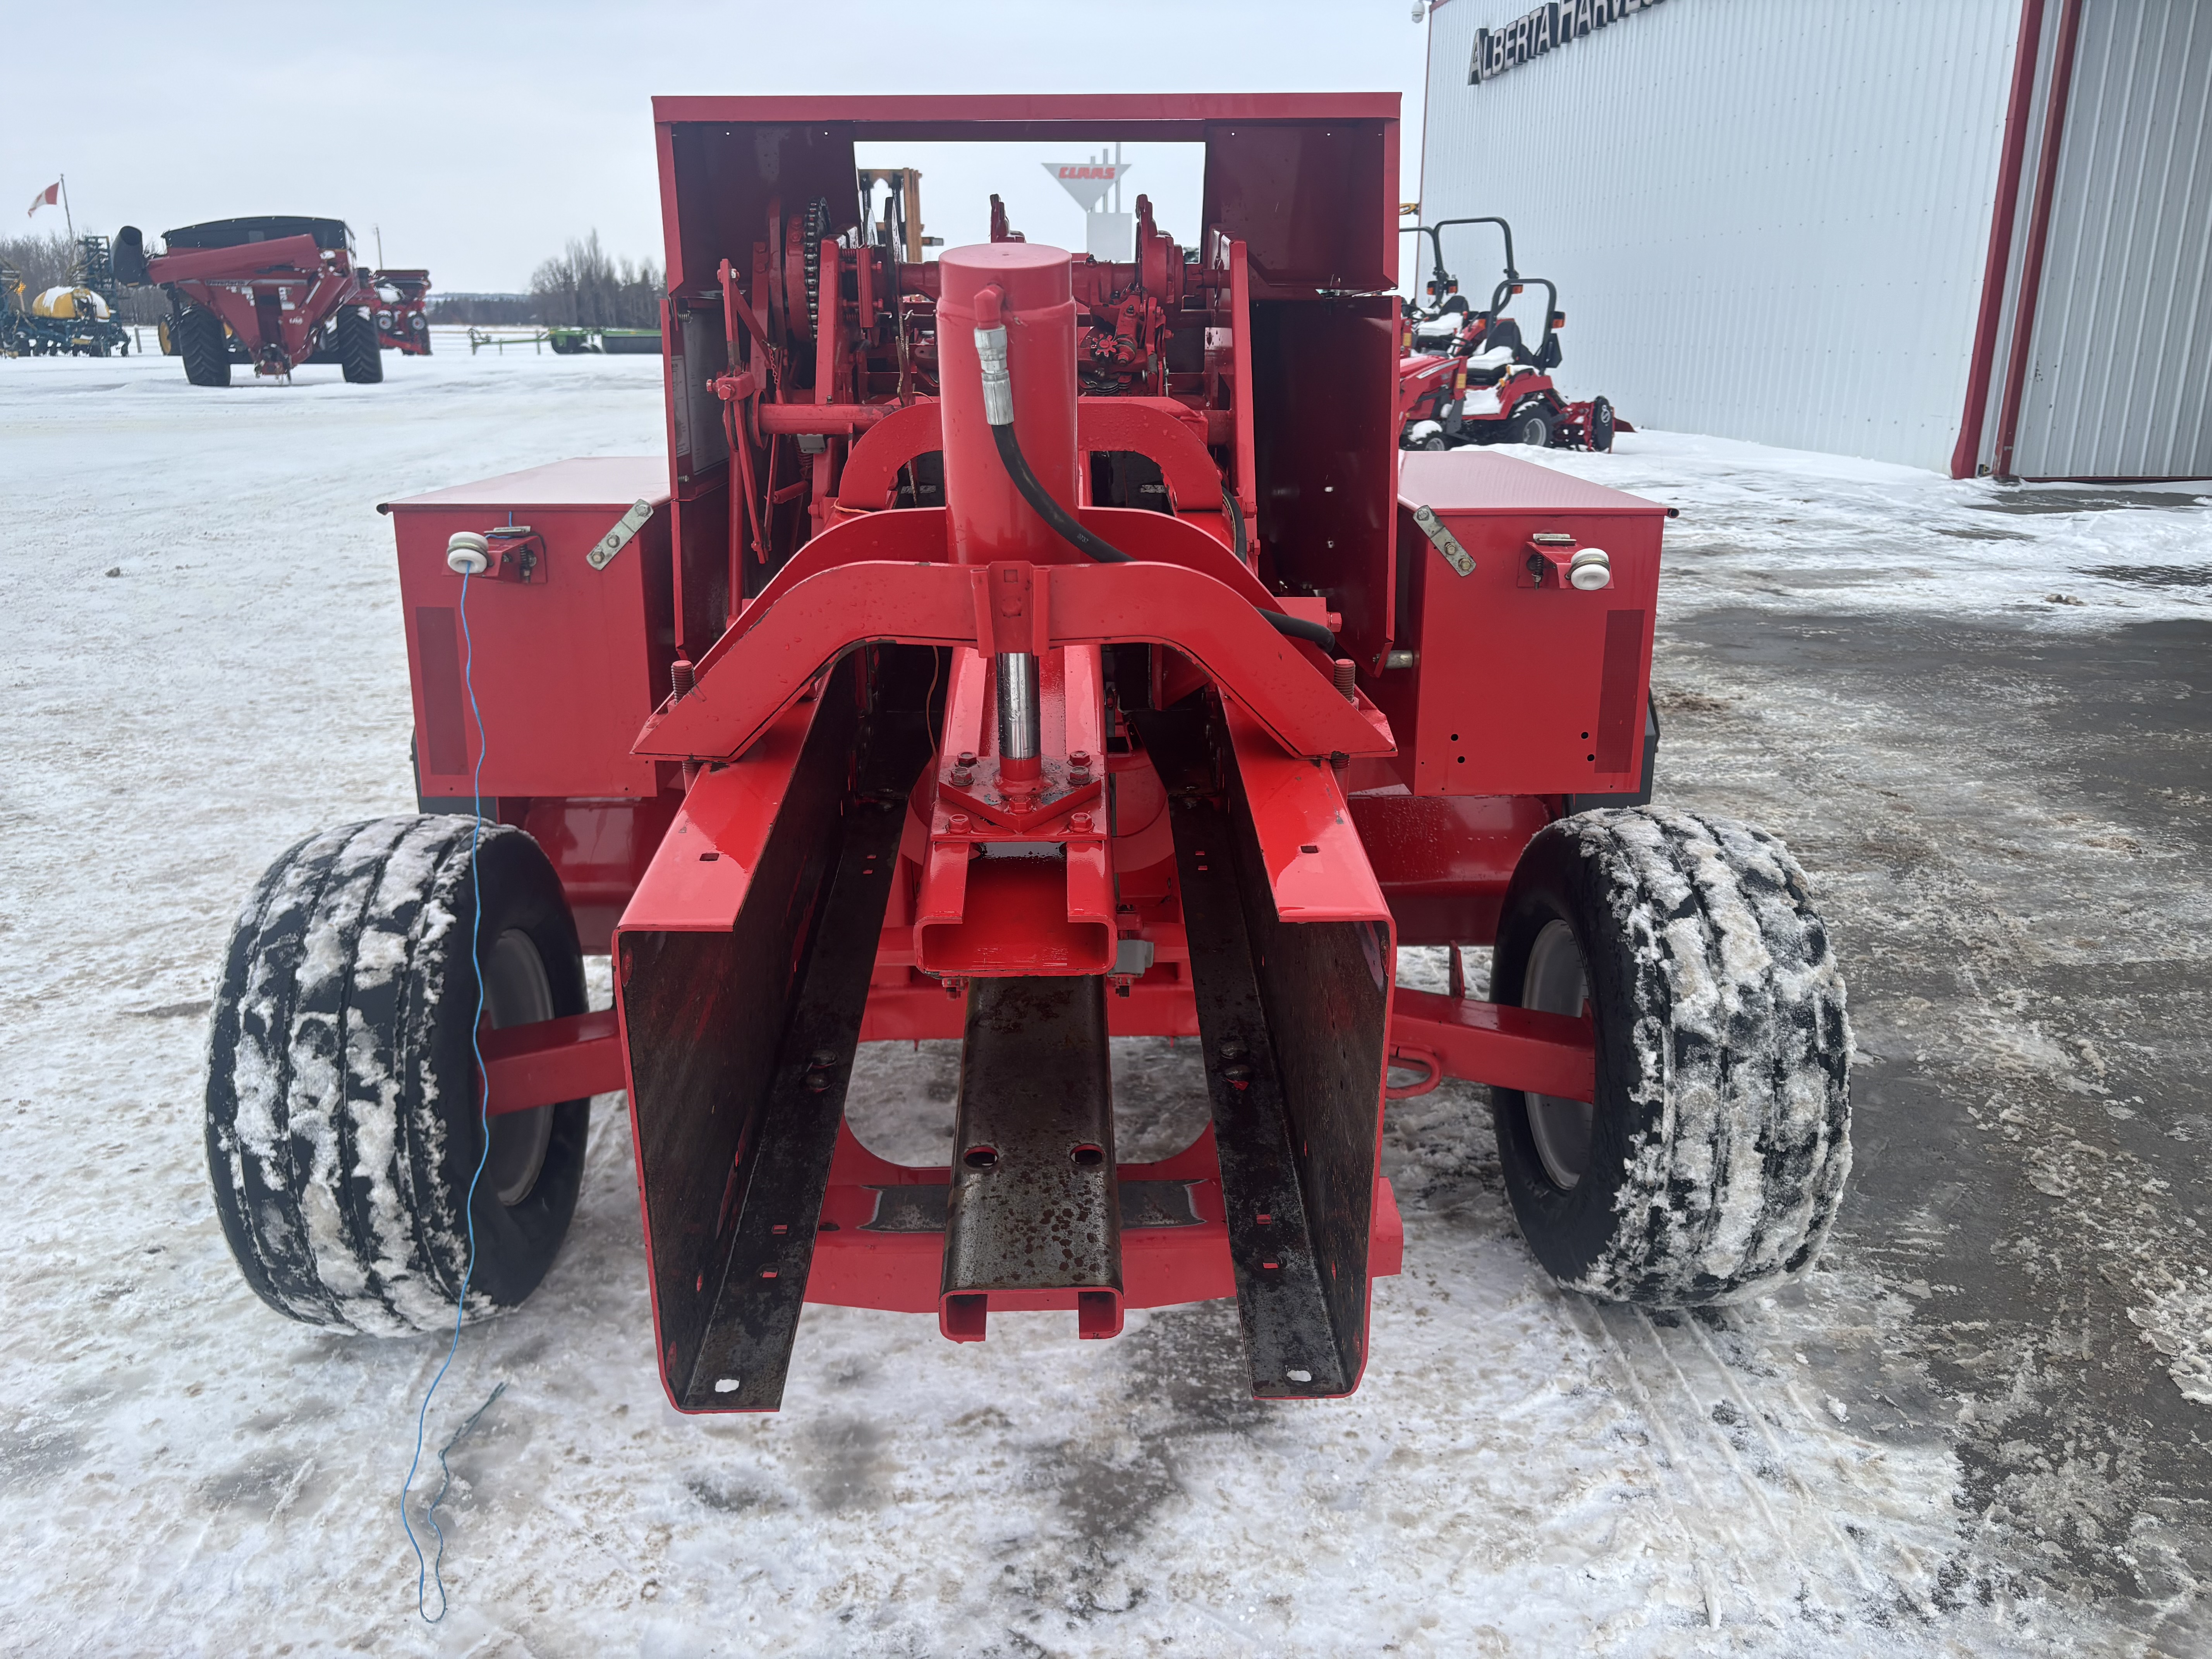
618, 661, 931, 1412
1138, 708, 1391, 1398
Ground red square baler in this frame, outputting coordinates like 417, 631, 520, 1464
204, 96, 1851, 1412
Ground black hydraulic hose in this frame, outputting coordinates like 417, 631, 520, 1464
1213, 485, 1335, 651
978, 364, 1336, 655
989, 420, 1128, 563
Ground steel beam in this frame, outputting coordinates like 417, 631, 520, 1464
940, 975, 1124, 1341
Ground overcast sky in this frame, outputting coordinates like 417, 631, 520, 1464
20, 1, 1436, 293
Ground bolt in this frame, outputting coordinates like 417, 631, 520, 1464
1332, 658, 1358, 703
1068, 750, 1092, 769
947, 813, 970, 833
957, 751, 977, 768
950, 767, 974, 787
670, 658, 696, 700
1069, 812, 1093, 833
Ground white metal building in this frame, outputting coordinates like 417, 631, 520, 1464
1417, 0, 2212, 479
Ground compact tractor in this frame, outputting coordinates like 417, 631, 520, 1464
115, 216, 427, 385
204, 96, 1850, 1412
1398, 216, 1623, 453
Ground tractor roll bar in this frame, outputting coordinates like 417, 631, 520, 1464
1401, 216, 1519, 311
1487, 274, 1561, 368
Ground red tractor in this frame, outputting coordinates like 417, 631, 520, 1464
114, 216, 397, 386
1398, 216, 1625, 452
203, 96, 1850, 1412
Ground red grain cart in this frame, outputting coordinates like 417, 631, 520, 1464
115, 216, 383, 386
204, 96, 1851, 1412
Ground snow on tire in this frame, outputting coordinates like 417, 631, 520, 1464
1490, 807, 1852, 1305
205, 816, 591, 1335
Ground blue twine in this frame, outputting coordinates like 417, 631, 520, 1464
398, 559, 496, 1622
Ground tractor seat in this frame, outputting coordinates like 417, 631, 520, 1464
1462, 344, 1518, 386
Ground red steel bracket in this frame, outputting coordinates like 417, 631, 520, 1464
635, 553, 1391, 765
478, 1009, 627, 1116
1388, 988, 1596, 1104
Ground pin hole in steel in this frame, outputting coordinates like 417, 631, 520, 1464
1287, 1368, 1313, 1384
963, 1145, 999, 1170
1071, 1144, 1105, 1167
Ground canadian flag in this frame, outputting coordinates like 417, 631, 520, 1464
27, 182, 58, 218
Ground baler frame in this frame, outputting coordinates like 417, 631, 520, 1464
206, 92, 1848, 1422
412, 96, 1617, 1410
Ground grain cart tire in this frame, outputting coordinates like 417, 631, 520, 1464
337, 306, 383, 383
1490, 808, 1852, 1305
175, 306, 230, 387
205, 816, 591, 1334
1508, 402, 1553, 447
1589, 396, 1617, 453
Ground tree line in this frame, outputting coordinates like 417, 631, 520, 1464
428, 232, 663, 329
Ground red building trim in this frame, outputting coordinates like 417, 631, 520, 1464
1991, 0, 2087, 483
1951, 0, 2050, 479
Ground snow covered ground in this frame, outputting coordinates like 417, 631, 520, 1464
2, 343, 2207, 1656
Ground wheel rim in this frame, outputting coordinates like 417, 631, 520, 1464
480, 928, 556, 1207
1521, 919, 1594, 1190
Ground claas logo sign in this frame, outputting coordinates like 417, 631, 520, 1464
1043, 162, 1132, 213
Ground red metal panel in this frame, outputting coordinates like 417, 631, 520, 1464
1203, 118, 1396, 293
617, 698, 822, 933
1346, 790, 1550, 948
1379, 451, 1664, 798
520, 796, 679, 954
386, 460, 672, 801
653, 93, 1399, 132
1219, 700, 1392, 923
1250, 294, 1400, 670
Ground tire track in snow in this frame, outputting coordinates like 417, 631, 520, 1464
1678, 1309, 1880, 1604
1554, 1294, 1750, 1630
